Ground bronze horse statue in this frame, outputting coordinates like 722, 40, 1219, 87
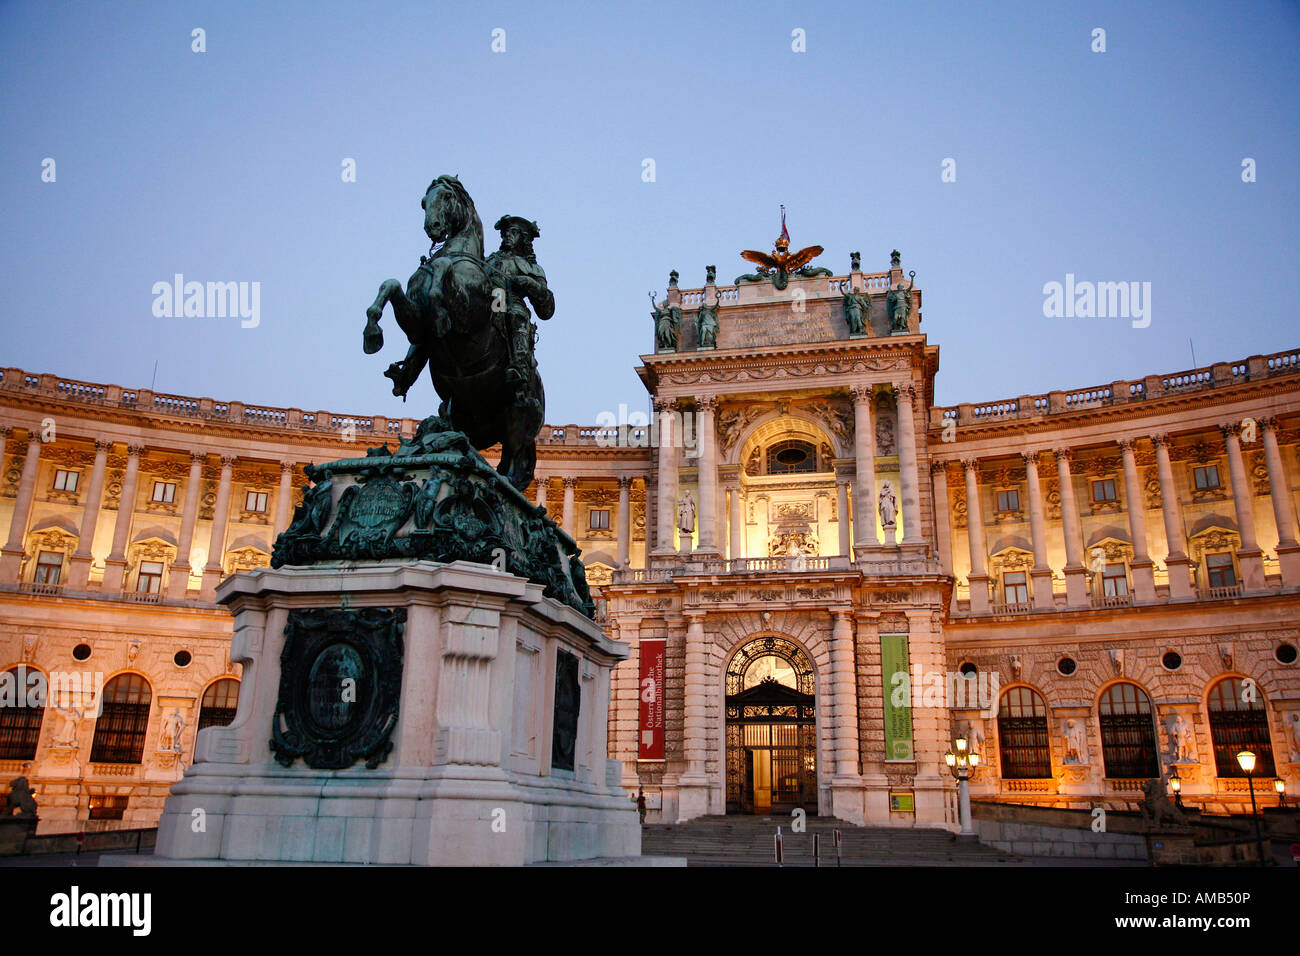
363, 175, 547, 491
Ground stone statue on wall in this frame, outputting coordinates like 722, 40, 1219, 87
677, 490, 696, 536
875, 416, 896, 455
887, 271, 915, 333
1287, 712, 1300, 762
160, 708, 187, 754
1167, 714, 1196, 763
651, 293, 681, 352
705, 264, 716, 285
697, 291, 719, 349
850, 251, 861, 272
51, 704, 81, 747
842, 289, 870, 335
963, 719, 985, 755
877, 481, 898, 529
1062, 718, 1088, 764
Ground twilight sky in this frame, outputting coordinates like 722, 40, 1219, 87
1, 0, 1297, 425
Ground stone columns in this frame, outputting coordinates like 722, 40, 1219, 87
850, 384, 877, 548
273, 461, 295, 536
894, 383, 923, 546
67, 439, 112, 589
0, 435, 45, 582
535, 473, 548, 511
962, 458, 989, 614
1055, 448, 1088, 607
729, 484, 744, 561
677, 611, 710, 820
837, 479, 851, 557
930, 463, 953, 573
1260, 417, 1300, 586
1152, 435, 1193, 599
102, 444, 142, 592
829, 608, 864, 824
561, 477, 577, 539
653, 399, 678, 557
200, 456, 235, 600
1022, 452, 1054, 608
616, 476, 632, 567
167, 453, 206, 599
1119, 439, 1155, 601
695, 396, 719, 556
1222, 423, 1266, 590
611, 617, 641, 789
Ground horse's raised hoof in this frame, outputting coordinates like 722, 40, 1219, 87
363, 319, 384, 354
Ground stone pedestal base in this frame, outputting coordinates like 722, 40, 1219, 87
153, 560, 639, 866
1165, 554, 1195, 600
1238, 547, 1267, 592
1030, 569, 1054, 609
829, 775, 866, 825
1130, 559, 1156, 602
1063, 565, 1088, 607
967, 573, 990, 614
674, 775, 711, 823
1276, 543, 1300, 588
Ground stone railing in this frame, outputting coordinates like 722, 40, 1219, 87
930, 348, 1300, 429
675, 270, 893, 305
1090, 592, 1134, 609
1197, 584, 1244, 601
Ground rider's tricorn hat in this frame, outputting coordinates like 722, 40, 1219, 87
494, 215, 540, 239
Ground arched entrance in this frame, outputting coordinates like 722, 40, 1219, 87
725, 636, 817, 815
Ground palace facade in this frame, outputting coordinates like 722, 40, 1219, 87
1, 249, 1298, 834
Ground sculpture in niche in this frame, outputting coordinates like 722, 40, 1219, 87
51, 704, 81, 747
875, 416, 896, 455
963, 719, 985, 755
160, 708, 187, 754
677, 490, 696, 536
1287, 712, 1300, 761
1062, 718, 1088, 764
1167, 714, 1196, 763
877, 481, 898, 529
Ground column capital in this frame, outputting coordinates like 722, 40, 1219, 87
1150, 433, 1171, 449
892, 382, 916, 402
0, 425, 11, 438
683, 608, 706, 621
1118, 437, 1138, 454
961, 457, 981, 473
219, 455, 237, 469
930, 459, 950, 476
1020, 451, 1039, 466
829, 607, 854, 624
617, 475, 634, 490
1220, 422, 1242, 440
1258, 415, 1279, 432
652, 397, 676, 413
189, 452, 206, 465
93, 439, 114, 454
126, 443, 145, 458
561, 476, 579, 489
696, 395, 718, 412
849, 383, 873, 404
1053, 447, 1073, 463
279, 459, 296, 474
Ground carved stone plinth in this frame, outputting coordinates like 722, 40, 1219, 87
152, 560, 639, 865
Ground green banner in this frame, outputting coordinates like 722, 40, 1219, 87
881, 633, 914, 760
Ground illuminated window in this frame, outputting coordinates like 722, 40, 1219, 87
766, 440, 817, 475
1206, 552, 1236, 588
1206, 678, 1274, 777
245, 491, 268, 512
996, 489, 1020, 512
53, 469, 79, 492
1193, 465, 1220, 490
1098, 683, 1158, 778
1102, 563, 1128, 596
152, 481, 176, 503
588, 508, 610, 530
198, 678, 240, 731
88, 795, 128, 820
136, 561, 164, 594
997, 687, 1051, 778
89, 674, 151, 764
1091, 479, 1117, 503
33, 551, 63, 585
1002, 571, 1028, 604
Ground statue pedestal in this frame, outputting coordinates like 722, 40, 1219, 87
152, 560, 640, 865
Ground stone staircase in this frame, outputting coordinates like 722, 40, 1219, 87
641, 815, 1021, 866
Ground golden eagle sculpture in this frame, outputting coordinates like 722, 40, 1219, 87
736, 206, 832, 290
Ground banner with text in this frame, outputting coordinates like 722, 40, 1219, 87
881, 633, 914, 760
638, 638, 666, 761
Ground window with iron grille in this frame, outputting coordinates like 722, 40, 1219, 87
1098, 682, 1159, 778
1102, 563, 1128, 596
33, 551, 63, 585
53, 469, 79, 492
0, 666, 45, 760
765, 440, 816, 475
1193, 465, 1220, 490
588, 508, 609, 530
136, 561, 164, 594
997, 687, 1051, 778
89, 674, 151, 764
1002, 571, 1028, 604
1207, 678, 1274, 777
1206, 552, 1236, 588
1091, 479, 1117, 502
198, 678, 240, 731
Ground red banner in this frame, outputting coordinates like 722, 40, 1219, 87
638, 638, 666, 761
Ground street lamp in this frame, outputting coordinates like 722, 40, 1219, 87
1235, 749, 1267, 866
1273, 777, 1286, 808
944, 735, 980, 836
1168, 767, 1183, 809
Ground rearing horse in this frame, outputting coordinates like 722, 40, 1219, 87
363, 175, 545, 491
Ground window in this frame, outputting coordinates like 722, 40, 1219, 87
996, 489, 1020, 512
1193, 465, 1220, 490
152, 481, 176, 504
136, 561, 164, 594
0, 666, 46, 760
997, 687, 1051, 778
89, 674, 151, 764
588, 508, 610, 530
198, 678, 240, 731
1057, 657, 1077, 676
53, 469, 79, 492
1206, 552, 1236, 588
1002, 571, 1028, 604
1098, 683, 1159, 778
1102, 563, 1128, 596
1091, 479, 1117, 503
88, 795, 128, 820
765, 440, 817, 475
245, 491, 268, 512
33, 551, 63, 585
1206, 678, 1275, 777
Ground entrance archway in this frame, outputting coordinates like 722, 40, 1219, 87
725, 636, 817, 815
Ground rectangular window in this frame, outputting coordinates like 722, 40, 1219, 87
152, 481, 176, 503
1193, 465, 1220, 490
245, 491, 268, 513
136, 561, 164, 594
588, 508, 610, 530
1206, 552, 1236, 588
1003, 571, 1028, 604
33, 551, 63, 585
53, 469, 79, 492
1091, 479, 1117, 502
996, 490, 1020, 512
88, 795, 128, 820
1102, 563, 1128, 596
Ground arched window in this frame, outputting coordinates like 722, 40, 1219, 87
198, 679, 240, 731
997, 687, 1051, 778
0, 666, 46, 760
1098, 682, 1158, 778
1206, 678, 1275, 777
766, 440, 817, 475
89, 674, 151, 764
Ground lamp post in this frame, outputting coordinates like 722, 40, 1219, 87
944, 735, 980, 836
1273, 777, 1286, 808
1236, 749, 1267, 867
1168, 767, 1183, 809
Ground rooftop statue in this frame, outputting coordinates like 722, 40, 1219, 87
650, 292, 681, 352
697, 290, 719, 349
888, 270, 916, 334
735, 205, 832, 290
362, 175, 550, 491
